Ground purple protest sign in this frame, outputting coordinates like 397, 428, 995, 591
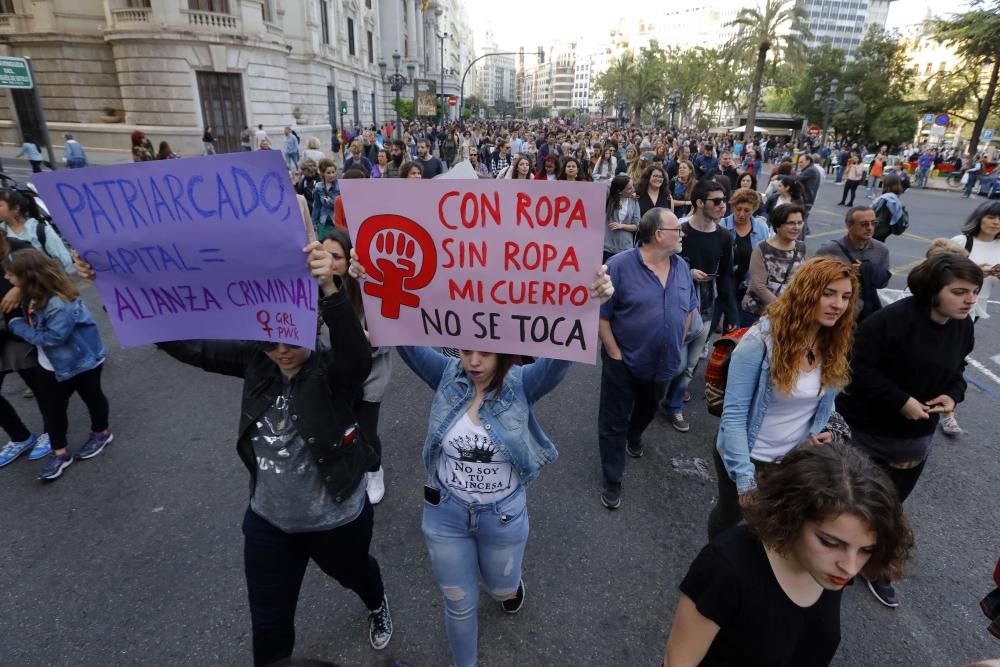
32, 151, 316, 348
340, 179, 606, 364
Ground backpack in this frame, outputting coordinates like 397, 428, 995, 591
873, 196, 909, 236
703, 326, 751, 417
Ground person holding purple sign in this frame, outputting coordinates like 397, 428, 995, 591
72, 241, 395, 664
349, 251, 614, 667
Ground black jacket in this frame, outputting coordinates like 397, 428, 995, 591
158, 289, 375, 502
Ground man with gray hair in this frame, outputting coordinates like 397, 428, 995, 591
814, 205, 890, 322
596, 207, 698, 510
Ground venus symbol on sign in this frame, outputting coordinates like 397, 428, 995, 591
355, 214, 438, 319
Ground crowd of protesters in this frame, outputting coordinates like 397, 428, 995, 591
2, 114, 998, 667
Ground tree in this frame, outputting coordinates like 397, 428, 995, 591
627, 41, 668, 122
528, 106, 549, 120
837, 28, 917, 146
593, 52, 635, 113
789, 43, 848, 127
464, 95, 486, 115
726, 0, 811, 143
931, 5, 1000, 154
391, 98, 414, 121
557, 108, 576, 120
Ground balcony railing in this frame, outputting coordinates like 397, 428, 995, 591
264, 22, 282, 36
182, 9, 240, 32
110, 7, 152, 27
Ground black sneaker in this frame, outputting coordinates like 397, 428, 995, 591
625, 440, 644, 458
368, 594, 393, 650
865, 577, 899, 608
501, 579, 525, 614
601, 482, 622, 510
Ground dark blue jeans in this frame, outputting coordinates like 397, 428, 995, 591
597, 348, 667, 485
242, 500, 384, 666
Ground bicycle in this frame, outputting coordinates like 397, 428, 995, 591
946, 169, 965, 189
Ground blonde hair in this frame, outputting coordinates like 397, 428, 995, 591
925, 238, 969, 258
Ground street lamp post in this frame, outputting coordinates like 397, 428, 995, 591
436, 30, 449, 127
813, 79, 852, 147
668, 89, 680, 129
378, 51, 416, 141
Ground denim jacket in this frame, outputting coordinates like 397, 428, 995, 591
397, 347, 570, 486
9, 296, 106, 381
719, 214, 771, 250
716, 318, 838, 495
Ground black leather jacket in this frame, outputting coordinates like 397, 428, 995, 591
158, 289, 375, 502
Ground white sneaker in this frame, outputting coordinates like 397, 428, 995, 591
366, 467, 385, 505
940, 416, 962, 436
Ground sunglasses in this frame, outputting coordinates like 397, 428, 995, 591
702, 197, 727, 206
263, 342, 303, 351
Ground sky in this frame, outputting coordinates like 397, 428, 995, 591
466, 0, 970, 53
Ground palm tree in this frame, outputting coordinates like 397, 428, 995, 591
727, 0, 811, 143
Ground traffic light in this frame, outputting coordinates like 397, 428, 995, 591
538, 47, 544, 64
340, 100, 348, 115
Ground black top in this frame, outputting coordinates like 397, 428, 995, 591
679, 524, 842, 667
638, 188, 672, 216
678, 222, 738, 326
837, 296, 973, 439
732, 230, 753, 293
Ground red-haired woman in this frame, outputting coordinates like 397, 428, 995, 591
710, 256, 859, 539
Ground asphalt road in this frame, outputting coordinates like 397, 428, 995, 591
0, 164, 998, 667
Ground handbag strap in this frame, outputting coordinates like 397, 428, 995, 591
774, 242, 802, 296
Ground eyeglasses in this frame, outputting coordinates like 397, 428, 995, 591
263, 342, 302, 351
702, 197, 727, 206
657, 226, 684, 235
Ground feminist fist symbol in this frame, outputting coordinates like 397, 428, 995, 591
355, 214, 437, 319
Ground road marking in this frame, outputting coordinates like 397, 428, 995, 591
901, 231, 934, 243
991, 354, 1000, 367
967, 356, 1000, 387
890, 258, 923, 275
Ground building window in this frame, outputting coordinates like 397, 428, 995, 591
367, 30, 374, 64
404, 37, 409, 58
0, 0, 14, 11
188, 0, 229, 11
365, 0, 372, 7
320, 1, 330, 44
348, 17, 356, 56
262, 0, 273, 22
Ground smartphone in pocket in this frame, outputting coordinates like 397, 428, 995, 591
424, 485, 442, 506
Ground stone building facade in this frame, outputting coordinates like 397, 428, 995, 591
0, 0, 473, 158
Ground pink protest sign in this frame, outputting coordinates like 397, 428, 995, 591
32, 151, 317, 349
340, 179, 606, 363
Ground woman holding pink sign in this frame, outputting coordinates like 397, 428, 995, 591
350, 251, 614, 667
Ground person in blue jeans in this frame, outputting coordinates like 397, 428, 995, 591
659, 178, 739, 434
351, 253, 613, 667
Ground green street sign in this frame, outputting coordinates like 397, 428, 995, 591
0, 56, 33, 89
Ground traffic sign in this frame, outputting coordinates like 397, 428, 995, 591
983, 129, 995, 140
0, 56, 33, 89
934, 113, 950, 126
922, 114, 935, 124
448, 96, 457, 107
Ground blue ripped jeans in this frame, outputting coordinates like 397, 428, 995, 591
422, 484, 529, 667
